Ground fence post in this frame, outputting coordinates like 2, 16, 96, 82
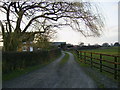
84, 52, 86, 64
114, 56, 117, 79
91, 52, 93, 68
100, 54, 102, 72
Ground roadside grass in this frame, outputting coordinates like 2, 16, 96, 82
70, 51, 89, 67
59, 52, 69, 66
70, 51, 105, 88
70, 50, 119, 88
3, 53, 61, 81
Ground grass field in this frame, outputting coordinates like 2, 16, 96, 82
84, 47, 119, 55
80, 46, 120, 64
77, 47, 120, 81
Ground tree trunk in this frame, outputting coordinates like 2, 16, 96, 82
3, 32, 21, 51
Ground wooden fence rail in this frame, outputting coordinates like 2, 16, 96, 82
76, 50, 120, 80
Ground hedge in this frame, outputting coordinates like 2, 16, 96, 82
2, 49, 61, 74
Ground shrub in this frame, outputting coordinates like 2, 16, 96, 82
2, 49, 61, 74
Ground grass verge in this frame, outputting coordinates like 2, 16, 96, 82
70, 50, 105, 88
59, 52, 69, 66
71, 50, 119, 88
70, 51, 89, 67
3, 53, 61, 81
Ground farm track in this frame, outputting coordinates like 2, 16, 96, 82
3, 51, 97, 88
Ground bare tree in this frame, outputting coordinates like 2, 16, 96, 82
34, 24, 57, 49
0, 1, 104, 51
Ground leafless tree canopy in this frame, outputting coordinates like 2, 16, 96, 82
0, 0, 104, 51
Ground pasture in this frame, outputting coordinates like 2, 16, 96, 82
77, 46, 120, 80
84, 47, 119, 55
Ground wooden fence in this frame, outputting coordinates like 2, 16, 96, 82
76, 50, 120, 80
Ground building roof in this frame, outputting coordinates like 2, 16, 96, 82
52, 42, 66, 46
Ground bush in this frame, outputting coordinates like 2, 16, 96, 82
2, 49, 61, 74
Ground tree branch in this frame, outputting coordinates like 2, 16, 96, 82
6, 2, 13, 33
22, 14, 59, 33
0, 20, 5, 37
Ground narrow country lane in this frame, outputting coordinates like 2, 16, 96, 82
3, 51, 97, 88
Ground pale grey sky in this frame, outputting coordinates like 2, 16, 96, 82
54, 0, 119, 45
0, 0, 119, 46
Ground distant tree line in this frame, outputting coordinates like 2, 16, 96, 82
63, 42, 120, 50
102, 42, 120, 47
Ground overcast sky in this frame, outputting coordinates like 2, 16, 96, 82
0, 0, 119, 46
54, 0, 119, 45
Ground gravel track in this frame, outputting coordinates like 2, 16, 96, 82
3, 51, 97, 88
